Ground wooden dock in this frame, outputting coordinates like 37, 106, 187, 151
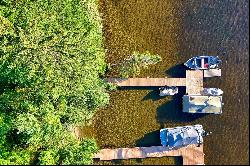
94, 144, 204, 165
203, 69, 221, 77
106, 78, 186, 87
185, 70, 203, 95
106, 70, 205, 95
99, 69, 216, 164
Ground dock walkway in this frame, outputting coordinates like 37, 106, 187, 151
106, 78, 186, 87
94, 144, 204, 165
106, 70, 204, 95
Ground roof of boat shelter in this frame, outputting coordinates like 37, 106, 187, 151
182, 95, 223, 114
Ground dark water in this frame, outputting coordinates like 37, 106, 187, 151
87, 0, 249, 165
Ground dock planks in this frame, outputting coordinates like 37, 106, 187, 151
106, 70, 205, 95
204, 69, 221, 77
94, 144, 204, 165
185, 70, 203, 95
106, 78, 186, 87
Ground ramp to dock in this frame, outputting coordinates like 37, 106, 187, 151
94, 144, 204, 165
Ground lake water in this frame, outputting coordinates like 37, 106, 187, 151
85, 0, 249, 165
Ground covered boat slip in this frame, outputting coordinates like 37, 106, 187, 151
182, 95, 223, 114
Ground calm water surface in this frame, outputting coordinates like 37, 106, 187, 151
84, 0, 249, 165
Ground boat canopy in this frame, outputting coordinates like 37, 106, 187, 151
160, 125, 205, 148
182, 95, 223, 114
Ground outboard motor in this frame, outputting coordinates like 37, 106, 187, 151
215, 56, 222, 67
202, 131, 212, 137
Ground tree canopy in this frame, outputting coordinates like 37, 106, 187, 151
0, 0, 108, 164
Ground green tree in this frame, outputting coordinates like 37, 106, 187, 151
0, 0, 106, 164
38, 150, 59, 165
59, 139, 98, 165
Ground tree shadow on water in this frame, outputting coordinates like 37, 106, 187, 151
119, 86, 168, 101
142, 90, 168, 101
156, 87, 207, 124
111, 159, 123, 165
135, 130, 162, 147
165, 64, 188, 78
174, 157, 183, 165
118, 86, 157, 91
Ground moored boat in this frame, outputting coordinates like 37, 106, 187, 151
160, 125, 211, 148
201, 88, 223, 96
184, 56, 221, 70
159, 86, 178, 96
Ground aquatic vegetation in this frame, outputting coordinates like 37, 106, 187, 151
118, 51, 162, 78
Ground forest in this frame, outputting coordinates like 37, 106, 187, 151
0, 0, 109, 164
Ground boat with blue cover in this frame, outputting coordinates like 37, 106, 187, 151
160, 125, 211, 148
184, 56, 221, 70
201, 88, 223, 96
